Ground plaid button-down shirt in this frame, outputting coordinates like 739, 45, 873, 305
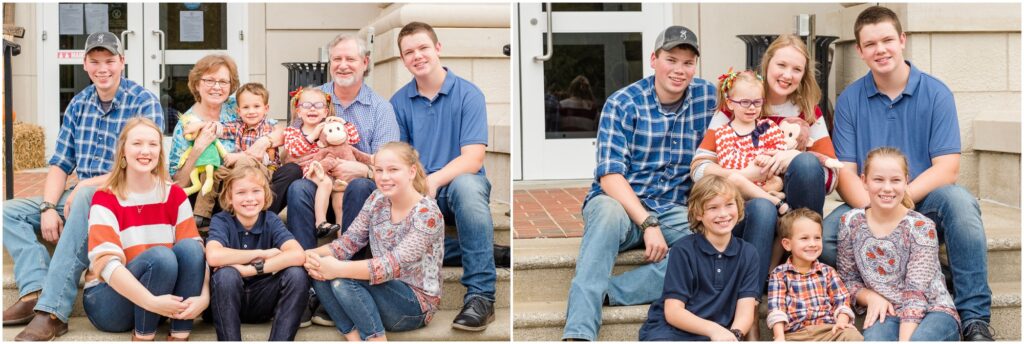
766, 259, 856, 333
49, 78, 163, 180
221, 117, 279, 166
583, 76, 716, 214
319, 82, 400, 154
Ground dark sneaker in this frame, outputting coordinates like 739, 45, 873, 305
451, 297, 494, 331
494, 244, 510, 268
311, 304, 334, 327
962, 321, 995, 341
299, 305, 312, 328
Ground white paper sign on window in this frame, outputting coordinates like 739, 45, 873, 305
59, 4, 85, 35
179, 11, 204, 42
84, 4, 110, 34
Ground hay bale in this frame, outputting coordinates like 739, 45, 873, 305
12, 121, 46, 171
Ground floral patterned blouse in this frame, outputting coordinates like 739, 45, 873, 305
328, 190, 444, 322
837, 208, 959, 325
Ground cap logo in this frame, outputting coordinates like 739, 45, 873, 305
97, 35, 103, 43
678, 30, 687, 41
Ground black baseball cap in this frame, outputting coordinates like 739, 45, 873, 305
655, 26, 699, 56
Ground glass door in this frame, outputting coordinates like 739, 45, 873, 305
39, 3, 144, 157
143, 3, 247, 134
516, 3, 670, 180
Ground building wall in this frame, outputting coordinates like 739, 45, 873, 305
248, 3, 384, 122
365, 3, 512, 204
10, 3, 38, 125
833, 3, 1021, 205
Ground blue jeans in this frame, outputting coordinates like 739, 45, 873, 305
435, 174, 496, 304
210, 266, 309, 341
312, 278, 427, 340
783, 152, 826, 214
562, 195, 692, 341
83, 240, 206, 335
2, 185, 96, 323
285, 177, 375, 253
823, 185, 990, 326
861, 313, 960, 341
731, 198, 779, 297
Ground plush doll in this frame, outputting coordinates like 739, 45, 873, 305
176, 114, 229, 196
761, 117, 844, 194
297, 118, 372, 192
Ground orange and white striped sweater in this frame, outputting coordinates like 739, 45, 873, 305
86, 182, 200, 288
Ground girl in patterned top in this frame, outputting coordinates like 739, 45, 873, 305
84, 117, 208, 341
282, 86, 346, 238
303, 142, 444, 341
693, 69, 790, 214
837, 147, 960, 341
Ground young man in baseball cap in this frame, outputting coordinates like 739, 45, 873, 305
3, 31, 163, 340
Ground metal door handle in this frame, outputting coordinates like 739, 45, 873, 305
152, 29, 166, 84
119, 30, 133, 50
534, 3, 553, 61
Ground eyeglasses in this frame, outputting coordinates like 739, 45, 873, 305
297, 101, 327, 110
200, 78, 231, 89
728, 98, 765, 108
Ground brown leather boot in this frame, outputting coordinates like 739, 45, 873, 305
131, 331, 155, 341
2, 293, 38, 325
14, 312, 67, 341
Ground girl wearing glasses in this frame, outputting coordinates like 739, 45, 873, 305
693, 69, 789, 215
282, 86, 348, 237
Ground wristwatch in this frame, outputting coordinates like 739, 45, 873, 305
638, 215, 660, 231
730, 329, 743, 340
251, 259, 265, 275
38, 201, 57, 214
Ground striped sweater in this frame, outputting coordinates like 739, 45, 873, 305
86, 182, 200, 288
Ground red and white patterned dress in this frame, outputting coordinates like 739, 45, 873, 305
697, 118, 786, 180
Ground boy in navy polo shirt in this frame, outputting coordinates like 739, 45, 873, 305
639, 175, 759, 341
206, 160, 308, 341
389, 21, 497, 331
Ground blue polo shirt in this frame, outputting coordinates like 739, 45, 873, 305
638, 234, 760, 341
390, 68, 488, 175
207, 211, 294, 251
833, 61, 961, 179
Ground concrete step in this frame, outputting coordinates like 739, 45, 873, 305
513, 281, 1020, 341
3, 259, 509, 317
0, 306, 510, 341
513, 200, 1020, 302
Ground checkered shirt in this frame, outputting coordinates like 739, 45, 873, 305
49, 78, 164, 179
766, 259, 856, 333
583, 75, 717, 213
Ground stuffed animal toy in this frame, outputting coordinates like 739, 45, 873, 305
760, 117, 844, 194
298, 118, 372, 192
176, 114, 229, 196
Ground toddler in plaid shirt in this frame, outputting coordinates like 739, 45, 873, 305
767, 208, 862, 341
220, 83, 284, 170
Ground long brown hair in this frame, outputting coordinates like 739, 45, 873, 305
377, 141, 428, 196
100, 117, 170, 199
863, 147, 915, 209
759, 34, 821, 125
687, 175, 745, 235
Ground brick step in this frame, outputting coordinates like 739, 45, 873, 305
0, 306, 510, 341
513, 200, 1020, 303
3, 261, 509, 317
512, 281, 1020, 341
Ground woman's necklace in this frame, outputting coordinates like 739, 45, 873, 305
136, 204, 144, 215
